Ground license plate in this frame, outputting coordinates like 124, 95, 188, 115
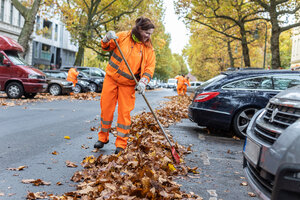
244, 138, 261, 166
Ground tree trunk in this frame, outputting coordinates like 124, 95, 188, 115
238, 25, 250, 67
11, 0, 41, 56
18, 16, 36, 54
270, 29, 280, 69
74, 45, 85, 66
227, 41, 235, 68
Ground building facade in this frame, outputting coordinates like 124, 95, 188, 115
0, 0, 77, 69
291, 26, 300, 70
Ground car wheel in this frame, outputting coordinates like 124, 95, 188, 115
49, 84, 62, 96
233, 107, 259, 139
89, 83, 97, 92
6, 82, 24, 99
24, 93, 37, 99
74, 84, 82, 93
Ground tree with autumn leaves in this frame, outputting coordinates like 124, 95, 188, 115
176, 0, 300, 73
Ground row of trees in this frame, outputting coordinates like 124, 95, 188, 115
175, 0, 300, 80
12, 0, 188, 81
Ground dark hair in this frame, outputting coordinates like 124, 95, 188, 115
132, 17, 155, 44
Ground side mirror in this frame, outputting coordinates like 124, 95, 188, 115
3, 59, 11, 66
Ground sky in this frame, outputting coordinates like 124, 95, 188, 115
163, 0, 190, 55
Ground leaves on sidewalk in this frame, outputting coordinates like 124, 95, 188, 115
22, 179, 51, 186
65, 161, 78, 168
7, 165, 27, 171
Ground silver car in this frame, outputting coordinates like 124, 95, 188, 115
243, 85, 300, 200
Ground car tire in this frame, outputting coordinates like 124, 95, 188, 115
74, 84, 82, 93
24, 93, 37, 99
233, 107, 259, 139
6, 82, 24, 99
49, 84, 62, 96
89, 83, 97, 92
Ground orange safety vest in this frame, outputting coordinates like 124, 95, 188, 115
101, 31, 156, 85
67, 68, 79, 84
176, 76, 185, 86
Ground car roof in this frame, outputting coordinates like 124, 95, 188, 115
221, 69, 300, 77
43, 70, 65, 73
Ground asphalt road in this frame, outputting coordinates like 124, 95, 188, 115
0, 88, 257, 199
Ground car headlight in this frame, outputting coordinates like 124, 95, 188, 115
28, 74, 39, 79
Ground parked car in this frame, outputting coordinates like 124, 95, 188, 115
0, 35, 47, 99
61, 66, 105, 92
146, 80, 156, 90
42, 70, 73, 95
243, 85, 300, 200
167, 78, 177, 88
188, 70, 300, 138
186, 81, 202, 93
43, 70, 89, 93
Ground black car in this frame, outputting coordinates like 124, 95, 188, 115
61, 66, 105, 92
188, 70, 300, 138
42, 70, 73, 96
43, 70, 90, 94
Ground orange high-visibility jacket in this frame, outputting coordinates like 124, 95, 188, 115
67, 68, 79, 84
184, 78, 191, 87
101, 31, 156, 85
176, 76, 185, 86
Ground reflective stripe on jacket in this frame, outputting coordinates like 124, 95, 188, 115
101, 31, 156, 86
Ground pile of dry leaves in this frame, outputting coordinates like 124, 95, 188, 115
0, 92, 101, 107
28, 95, 202, 200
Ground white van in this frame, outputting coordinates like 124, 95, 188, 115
167, 78, 177, 88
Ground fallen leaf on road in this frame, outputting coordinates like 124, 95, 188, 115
64, 136, 70, 140
66, 160, 78, 168
87, 137, 93, 139
240, 181, 248, 186
22, 179, 51, 186
90, 126, 97, 131
27, 192, 48, 199
233, 136, 240, 140
0, 192, 4, 196
248, 192, 256, 197
56, 182, 63, 185
7, 165, 27, 171
51, 151, 58, 155
81, 144, 89, 149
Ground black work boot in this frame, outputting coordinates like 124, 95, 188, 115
94, 140, 109, 149
114, 147, 124, 154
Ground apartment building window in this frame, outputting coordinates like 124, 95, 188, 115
34, 42, 39, 58
36, 16, 40, 30
10, 2, 13, 24
41, 44, 51, 60
18, 12, 21, 26
54, 24, 58, 41
43, 19, 52, 39
0, 0, 4, 21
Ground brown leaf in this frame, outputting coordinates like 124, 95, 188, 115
248, 192, 256, 197
241, 181, 248, 186
66, 160, 78, 168
51, 151, 58, 155
7, 165, 27, 171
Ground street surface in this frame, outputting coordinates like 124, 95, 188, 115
0, 89, 257, 199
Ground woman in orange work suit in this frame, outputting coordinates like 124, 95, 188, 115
94, 17, 156, 154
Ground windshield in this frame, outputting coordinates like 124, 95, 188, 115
168, 79, 176, 84
199, 74, 226, 89
5, 51, 28, 66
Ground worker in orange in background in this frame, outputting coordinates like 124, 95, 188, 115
67, 66, 79, 87
94, 17, 156, 154
183, 76, 190, 95
176, 74, 185, 96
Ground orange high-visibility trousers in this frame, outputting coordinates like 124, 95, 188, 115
98, 75, 136, 149
177, 84, 184, 95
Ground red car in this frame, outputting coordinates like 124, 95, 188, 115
0, 35, 47, 98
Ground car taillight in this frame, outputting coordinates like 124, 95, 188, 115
194, 92, 220, 102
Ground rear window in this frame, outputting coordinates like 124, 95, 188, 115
199, 74, 226, 89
